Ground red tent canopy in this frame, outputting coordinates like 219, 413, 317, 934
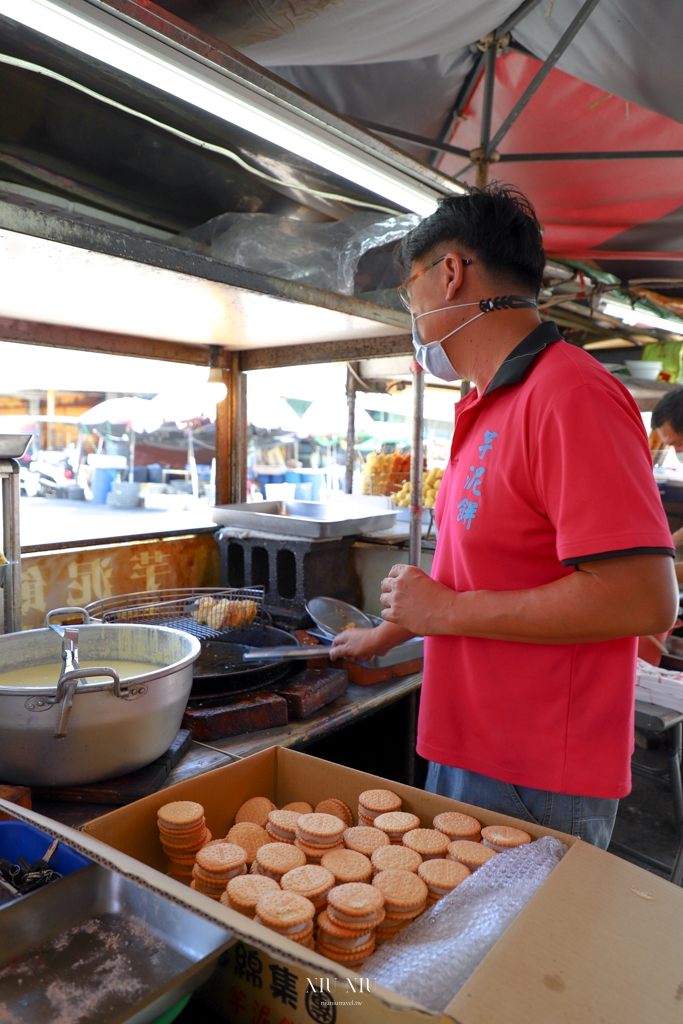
439, 51, 683, 265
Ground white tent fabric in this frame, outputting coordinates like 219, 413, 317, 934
244, 0, 518, 66
239, 0, 683, 127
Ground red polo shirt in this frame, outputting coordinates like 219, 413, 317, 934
417, 322, 674, 798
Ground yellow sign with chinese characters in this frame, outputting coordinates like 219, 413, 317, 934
21, 533, 220, 628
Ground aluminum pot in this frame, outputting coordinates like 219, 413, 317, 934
0, 609, 200, 787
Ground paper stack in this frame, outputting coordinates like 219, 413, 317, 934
635, 657, 683, 713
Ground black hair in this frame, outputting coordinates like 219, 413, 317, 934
395, 183, 545, 296
652, 388, 683, 434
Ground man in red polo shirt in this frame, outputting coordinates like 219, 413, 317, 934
331, 185, 677, 848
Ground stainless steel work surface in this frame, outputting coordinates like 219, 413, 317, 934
0, 863, 232, 1024
0, 435, 32, 458
212, 500, 396, 538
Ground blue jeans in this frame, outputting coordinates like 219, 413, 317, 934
425, 762, 619, 850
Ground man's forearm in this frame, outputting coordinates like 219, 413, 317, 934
381, 555, 678, 644
371, 620, 415, 654
428, 561, 677, 644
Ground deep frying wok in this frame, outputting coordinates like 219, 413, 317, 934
190, 625, 299, 701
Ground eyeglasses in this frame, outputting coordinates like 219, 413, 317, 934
397, 255, 472, 312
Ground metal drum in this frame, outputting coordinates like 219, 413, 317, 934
0, 610, 200, 787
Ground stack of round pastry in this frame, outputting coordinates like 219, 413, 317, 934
281, 801, 313, 814
433, 811, 482, 843
255, 890, 317, 950
357, 789, 402, 826
374, 811, 421, 845
252, 842, 306, 881
221, 874, 279, 917
317, 883, 386, 967
295, 813, 346, 861
315, 798, 354, 827
372, 869, 427, 944
418, 859, 470, 905
343, 826, 389, 857
321, 848, 372, 885
447, 840, 498, 871
157, 801, 211, 883
236, 796, 277, 828
371, 845, 422, 876
266, 810, 301, 844
226, 822, 272, 866
191, 842, 247, 899
189, 789, 536, 959
281, 864, 336, 914
481, 825, 531, 852
402, 828, 450, 861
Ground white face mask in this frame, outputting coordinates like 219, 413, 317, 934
411, 295, 539, 381
411, 302, 486, 381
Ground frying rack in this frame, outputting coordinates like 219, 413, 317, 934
84, 587, 266, 640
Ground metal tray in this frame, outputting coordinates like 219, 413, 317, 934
0, 864, 233, 1024
0, 434, 32, 459
369, 635, 424, 668
213, 500, 396, 538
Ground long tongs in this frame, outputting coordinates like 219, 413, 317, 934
242, 646, 329, 662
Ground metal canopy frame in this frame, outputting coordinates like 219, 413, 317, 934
484, 0, 603, 161
366, 0, 627, 185
434, 0, 547, 162
360, 123, 683, 166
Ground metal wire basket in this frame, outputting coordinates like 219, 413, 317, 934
84, 587, 266, 640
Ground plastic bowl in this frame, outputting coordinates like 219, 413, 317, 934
625, 360, 663, 380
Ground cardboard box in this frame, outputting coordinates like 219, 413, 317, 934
78, 746, 683, 1024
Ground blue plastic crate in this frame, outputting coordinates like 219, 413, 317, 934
0, 820, 91, 882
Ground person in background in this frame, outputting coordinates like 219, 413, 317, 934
331, 184, 678, 850
652, 390, 683, 580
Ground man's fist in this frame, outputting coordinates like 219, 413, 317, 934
380, 563, 455, 635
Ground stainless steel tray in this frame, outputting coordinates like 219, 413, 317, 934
0, 434, 32, 458
0, 864, 233, 1024
213, 500, 396, 538
370, 635, 424, 668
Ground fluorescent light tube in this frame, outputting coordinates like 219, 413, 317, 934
1, 0, 453, 215
601, 301, 683, 335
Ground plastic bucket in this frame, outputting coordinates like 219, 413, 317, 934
91, 467, 117, 504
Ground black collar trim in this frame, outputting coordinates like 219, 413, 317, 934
483, 320, 562, 397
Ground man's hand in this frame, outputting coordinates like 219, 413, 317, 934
380, 564, 455, 635
330, 620, 414, 662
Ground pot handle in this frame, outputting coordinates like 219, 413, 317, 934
51, 667, 122, 740
45, 607, 91, 627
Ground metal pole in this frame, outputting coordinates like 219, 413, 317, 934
409, 367, 425, 568
230, 352, 247, 504
473, 40, 497, 188
345, 363, 356, 494
486, 0, 603, 158
1, 460, 21, 633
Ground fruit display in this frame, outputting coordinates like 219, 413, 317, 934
392, 466, 444, 508
360, 452, 411, 496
